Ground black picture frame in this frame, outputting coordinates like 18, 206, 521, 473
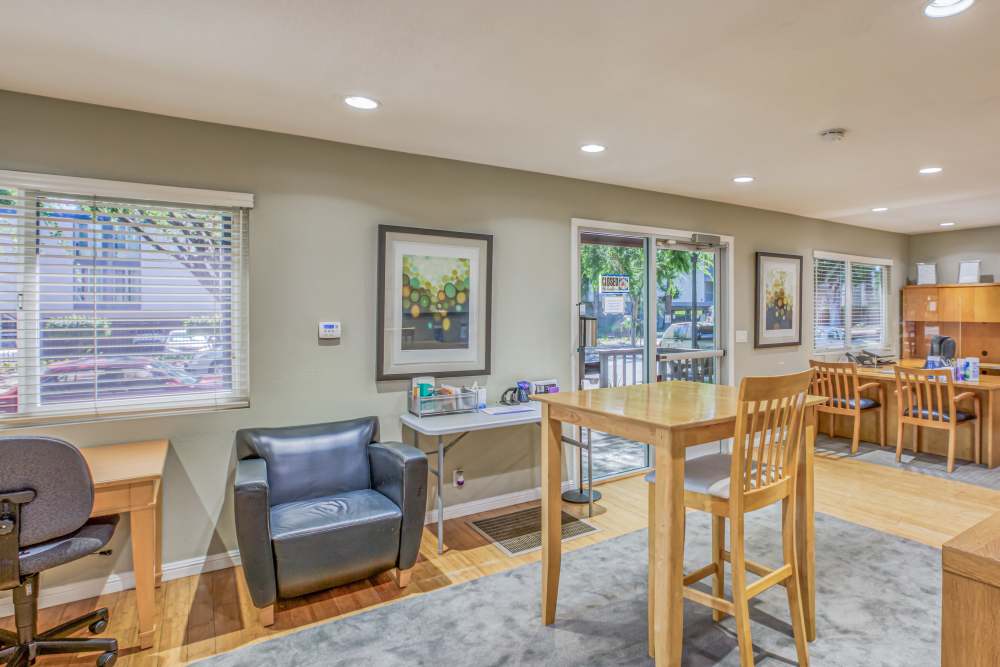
376, 225, 493, 381
754, 251, 803, 349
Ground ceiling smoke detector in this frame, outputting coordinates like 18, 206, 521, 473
819, 128, 847, 142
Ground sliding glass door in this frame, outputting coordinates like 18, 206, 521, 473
654, 240, 724, 385
578, 231, 649, 478
576, 227, 727, 481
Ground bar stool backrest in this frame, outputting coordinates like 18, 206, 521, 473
731, 370, 814, 497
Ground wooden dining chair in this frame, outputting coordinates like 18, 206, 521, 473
808, 359, 885, 454
646, 370, 813, 667
893, 366, 981, 473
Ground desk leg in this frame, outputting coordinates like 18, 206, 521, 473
131, 507, 158, 650
436, 436, 445, 554
541, 404, 563, 625
796, 406, 817, 641
652, 429, 684, 667
155, 482, 163, 588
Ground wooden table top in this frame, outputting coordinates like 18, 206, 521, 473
943, 511, 1000, 588
79, 439, 169, 487
856, 365, 1000, 391
533, 381, 825, 431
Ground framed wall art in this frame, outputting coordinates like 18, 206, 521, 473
754, 251, 802, 348
377, 225, 493, 381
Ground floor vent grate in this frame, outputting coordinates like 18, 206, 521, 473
468, 506, 598, 557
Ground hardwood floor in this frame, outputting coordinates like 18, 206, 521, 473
5, 452, 1000, 666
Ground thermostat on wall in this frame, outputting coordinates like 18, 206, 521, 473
318, 321, 342, 339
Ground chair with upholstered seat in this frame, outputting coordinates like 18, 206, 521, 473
893, 365, 980, 473
0, 437, 119, 667
809, 359, 885, 454
233, 417, 428, 626
646, 370, 813, 667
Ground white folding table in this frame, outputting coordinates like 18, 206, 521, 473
400, 403, 596, 553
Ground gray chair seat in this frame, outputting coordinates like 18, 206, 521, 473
903, 407, 974, 422
18, 515, 119, 576
644, 453, 736, 499
828, 397, 879, 410
270, 489, 402, 597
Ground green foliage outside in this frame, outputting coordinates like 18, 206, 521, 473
579, 243, 714, 345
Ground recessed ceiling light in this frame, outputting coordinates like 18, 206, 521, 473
732, 176, 755, 183
872, 207, 889, 213
940, 221, 957, 227
919, 166, 943, 175
580, 144, 606, 153
924, 0, 975, 18
344, 96, 379, 110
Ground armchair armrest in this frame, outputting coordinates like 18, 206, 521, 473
233, 458, 277, 609
857, 382, 880, 393
369, 442, 428, 571
953, 391, 978, 405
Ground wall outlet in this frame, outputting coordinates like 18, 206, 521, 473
453, 468, 465, 489
735, 330, 748, 343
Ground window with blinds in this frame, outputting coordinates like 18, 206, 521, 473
0, 178, 250, 425
812, 251, 891, 352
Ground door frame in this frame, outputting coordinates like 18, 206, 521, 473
569, 217, 736, 483
570, 217, 736, 390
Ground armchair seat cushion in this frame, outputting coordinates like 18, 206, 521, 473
828, 397, 880, 410
903, 407, 974, 422
270, 489, 402, 597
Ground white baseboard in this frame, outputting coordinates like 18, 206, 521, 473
424, 480, 577, 523
1, 481, 576, 616
0, 548, 242, 617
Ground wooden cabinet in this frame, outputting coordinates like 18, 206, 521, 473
902, 284, 1000, 361
973, 286, 1000, 323
942, 511, 1000, 666
902, 286, 939, 322
939, 286, 974, 322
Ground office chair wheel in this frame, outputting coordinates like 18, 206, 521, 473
89, 618, 109, 634
96, 651, 117, 667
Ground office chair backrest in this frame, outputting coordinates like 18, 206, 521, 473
0, 437, 94, 547
235, 417, 379, 505
930, 335, 956, 360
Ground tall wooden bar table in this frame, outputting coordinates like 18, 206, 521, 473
533, 382, 822, 667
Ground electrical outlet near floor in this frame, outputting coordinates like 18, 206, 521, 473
453, 468, 465, 489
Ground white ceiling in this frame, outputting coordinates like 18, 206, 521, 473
2, 1, 999, 235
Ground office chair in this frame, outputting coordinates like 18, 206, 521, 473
0, 437, 119, 667
930, 334, 957, 361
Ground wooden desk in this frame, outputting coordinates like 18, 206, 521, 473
80, 439, 168, 650
534, 382, 822, 667
941, 511, 1000, 666
845, 366, 1000, 467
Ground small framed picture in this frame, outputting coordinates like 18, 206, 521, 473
958, 260, 981, 284
377, 225, 493, 381
755, 252, 803, 349
916, 263, 937, 285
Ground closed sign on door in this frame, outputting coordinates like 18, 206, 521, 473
600, 274, 629, 294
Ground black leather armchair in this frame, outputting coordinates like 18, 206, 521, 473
233, 417, 427, 625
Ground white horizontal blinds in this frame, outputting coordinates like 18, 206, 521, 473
850, 262, 888, 347
0, 185, 249, 424
813, 257, 846, 350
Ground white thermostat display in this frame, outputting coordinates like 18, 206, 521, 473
318, 321, 342, 339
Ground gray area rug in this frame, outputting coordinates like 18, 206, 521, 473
816, 433, 1000, 489
196, 508, 941, 666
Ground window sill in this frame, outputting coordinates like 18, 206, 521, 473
0, 399, 249, 430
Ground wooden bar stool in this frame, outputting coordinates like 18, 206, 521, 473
808, 360, 885, 454
893, 365, 981, 473
646, 370, 813, 667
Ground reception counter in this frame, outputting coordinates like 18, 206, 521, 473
823, 364, 1000, 468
